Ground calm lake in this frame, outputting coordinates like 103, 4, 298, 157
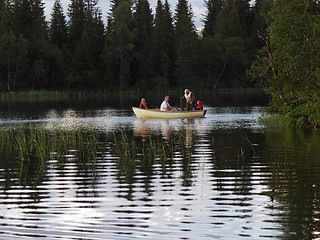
0, 91, 320, 240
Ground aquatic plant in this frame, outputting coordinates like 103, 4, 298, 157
244, 136, 256, 155
112, 131, 195, 163
0, 125, 102, 162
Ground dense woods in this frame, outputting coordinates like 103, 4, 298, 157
248, 0, 320, 128
0, 0, 270, 92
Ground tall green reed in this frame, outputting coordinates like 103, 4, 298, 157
0, 125, 102, 162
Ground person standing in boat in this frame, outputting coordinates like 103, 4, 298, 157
139, 98, 147, 109
181, 89, 194, 111
160, 96, 177, 111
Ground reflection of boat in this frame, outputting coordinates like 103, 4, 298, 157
132, 107, 207, 119
133, 120, 149, 141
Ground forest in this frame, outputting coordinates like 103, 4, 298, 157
249, 0, 320, 129
0, 0, 271, 92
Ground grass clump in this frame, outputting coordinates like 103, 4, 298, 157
0, 124, 102, 162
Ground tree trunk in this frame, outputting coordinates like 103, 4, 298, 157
7, 47, 11, 92
120, 46, 123, 89
214, 62, 227, 89
7, 61, 11, 92
13, 66, 18, 91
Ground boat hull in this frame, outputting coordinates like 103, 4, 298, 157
132, 107, 206, 119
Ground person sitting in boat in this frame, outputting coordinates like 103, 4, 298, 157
181, 89, 194, 111
139, 98, 147, 109
194, 100, 204, 110
160, 96, 177, 111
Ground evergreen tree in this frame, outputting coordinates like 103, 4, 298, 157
108, 0, 132, 20
133, 0, 153, 86
0, 31, 28, 91
10, 0, 49, 90
49, 0, 67, 48
174, 0, 198, 85
104, 1, 135, 88
31, 0, 47, 39
47, 0, 69, 90
201, 0, 222, 88
202, 0, 222, 38
214, 1, 243, 38
161, 0, 175, 85
67, 0, 85, 52
152, 0, 175, 87
152, 0, 163, 78
12, 0, 33, 38
251, 0, 272, 50
0, 0, 13, 35
207, 0, 253, 88
236, 0, 253, 37
73, 7, 105, 90
29, 0, 49, 90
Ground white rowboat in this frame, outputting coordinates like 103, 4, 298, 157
132, 107, 207, 119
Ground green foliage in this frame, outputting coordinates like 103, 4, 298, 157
106, 1, 135, 88
152, 0, 175, 88
0, 125, 102, 162
174, 0, 198, 85
249, 0, 320, 129
0, 31, 28, 91
67, 0, 85, 52
0, 0, 13, 35
133, 0, 153, 86
0, 0, 266, 91
200, 0, 254, 88
49, 0, 67, 48
202, 0, 222, 38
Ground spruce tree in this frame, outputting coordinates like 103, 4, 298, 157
104, 1, 135, 88
0, 0, 13, 35
202, 0, 222, 38
152, 0, 175, 87
236, 0, 253, 36
12, 0, 33, 38
47, 0, 69, 90
174, 0, 198, 85
133, 0, 153, 86
214, 1, 242, 38
67, 0, 85, 52
49, 0, 67, 48
73, 7, 105, 90
207, 0, 253, 88
152, 0, 163, 77
0, 31, 28, 91
161, 0, 175, 85
10, 0, 48, 90
108, 0, 132, 20
251, 0, 272, 50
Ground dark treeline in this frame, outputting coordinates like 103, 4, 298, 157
0, 0, 270, 92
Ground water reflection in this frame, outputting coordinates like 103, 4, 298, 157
160, 120, 170, 141
2, 95, 320, 239
185, 119, 194, 149
133, 118, 207, 143
133, 119, 149, 142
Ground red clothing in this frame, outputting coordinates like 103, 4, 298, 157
194, 102, 203, 110
139, 102, 147, 109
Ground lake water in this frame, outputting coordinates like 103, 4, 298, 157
0, 92, 320, 240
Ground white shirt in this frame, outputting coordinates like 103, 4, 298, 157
160, 100, 170, 111
184, 91, 193, 103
